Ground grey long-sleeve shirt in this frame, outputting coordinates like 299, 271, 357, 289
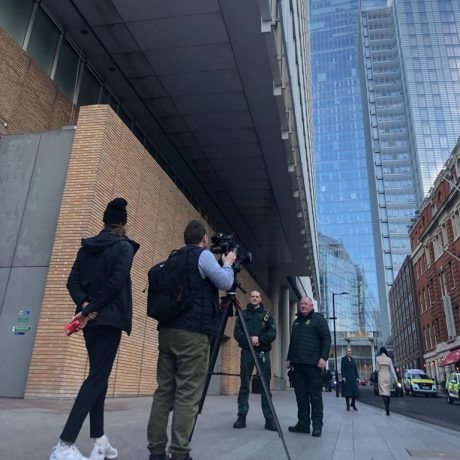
198, 249, 234, 291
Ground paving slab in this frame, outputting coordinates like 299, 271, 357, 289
0, 390, 459, 459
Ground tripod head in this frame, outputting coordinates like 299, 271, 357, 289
219, 272, 247, 315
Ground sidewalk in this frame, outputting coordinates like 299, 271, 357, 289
0, 389, 458, 459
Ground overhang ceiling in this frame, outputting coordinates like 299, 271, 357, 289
43, 0, 317, 296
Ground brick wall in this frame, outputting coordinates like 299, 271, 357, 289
0, 27, 275, 398
0, 28, 78, 136
25, 105, 272, 398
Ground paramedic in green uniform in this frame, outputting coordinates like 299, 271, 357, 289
232, 291, 277, 431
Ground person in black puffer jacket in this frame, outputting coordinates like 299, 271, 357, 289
286, 296, 331, 438
50, 198, 139, 460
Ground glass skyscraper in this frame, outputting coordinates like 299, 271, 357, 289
310, 0, 381, 337
360, 3, 418, 326
393, 0, 460, 196
319, 234, 377, 333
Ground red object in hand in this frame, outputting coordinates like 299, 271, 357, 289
64, 319, 81, 336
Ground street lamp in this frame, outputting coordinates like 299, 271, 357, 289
330, 291, 348, 397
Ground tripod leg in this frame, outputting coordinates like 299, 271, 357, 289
235, 307, 292, 460
189, 300, 231, 441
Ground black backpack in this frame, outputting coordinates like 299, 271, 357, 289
147, 247, 191, 322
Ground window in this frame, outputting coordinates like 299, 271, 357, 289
425, 247, 431, 266
0, 0, 34, 45
77, 66, 101, 106
448, 262, 455, 289
433, 233, 443, 259
452, 211, 460, 239
53, 39, 80, 98
26, 6, 60, 75
427, 282, 433, 310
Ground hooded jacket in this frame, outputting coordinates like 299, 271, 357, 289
66, 229, 139, 334
234, 303, 276, 352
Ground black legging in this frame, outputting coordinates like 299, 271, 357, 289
60, 326, 121, 443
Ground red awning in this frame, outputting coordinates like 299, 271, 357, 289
440, 348, 460, 367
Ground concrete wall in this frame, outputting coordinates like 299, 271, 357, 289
0, 129, 74, 397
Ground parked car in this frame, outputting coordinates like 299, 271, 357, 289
403, 369, 437, 397
371, 371, 404, 397
446, 372, 460, 404
357, 378, 366, 386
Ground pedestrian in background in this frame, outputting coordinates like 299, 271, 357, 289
376, 346, 397, 416
232, 290, 277, 431
286, 297, 331, 437
341, 346, 359, 411
50, 198, 139, 460
147, 220, 235, 460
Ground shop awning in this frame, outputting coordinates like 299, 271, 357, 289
440, 348, 460, 366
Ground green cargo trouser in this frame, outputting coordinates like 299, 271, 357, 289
147, 328, 210, 460
237, 349, 273, 420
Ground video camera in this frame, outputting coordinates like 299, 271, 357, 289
211, 232, 252, 273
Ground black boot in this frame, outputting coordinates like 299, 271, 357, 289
233, 414, 246, 428
288, 422, 310, 434
351, 397, 358, 411
312, 427, 322, 437
264, 418, 277, 431
346, 397, 350, 411
149, 452, 169, 460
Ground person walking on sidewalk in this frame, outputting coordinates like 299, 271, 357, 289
147, 220, 235, 460
286, 297, 331, 437
233, 291, 277, 431
341, 346, 360, 411
50, 198, 139, 460
376, 346, 397, 416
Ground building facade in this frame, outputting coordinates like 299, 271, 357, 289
388, 256, 423, 370
0, 0, 318, 397
393, 0, 460, 196
360, 4, 418, 288
310, 0, 382, 339
409, 140, 460, 383
319, 234, 371, 333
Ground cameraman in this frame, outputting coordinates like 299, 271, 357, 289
147, 220, 236, 460
233, 291, 277, 431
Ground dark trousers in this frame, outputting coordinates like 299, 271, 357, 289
237, 349, 273, 420
60, 326, 121, 443
291, 363, 323, 429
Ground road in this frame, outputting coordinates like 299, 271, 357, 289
357, 385, 460, 432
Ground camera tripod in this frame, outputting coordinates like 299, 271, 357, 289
190, 279, 292, 460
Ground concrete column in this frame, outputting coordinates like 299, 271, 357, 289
289, 301, 297, 328
371, 339, 376, 372
280, 286, 290, 383
268, 267, 281, 387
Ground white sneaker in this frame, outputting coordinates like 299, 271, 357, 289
89, 434, 118, 460
50, 443, 89, 460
